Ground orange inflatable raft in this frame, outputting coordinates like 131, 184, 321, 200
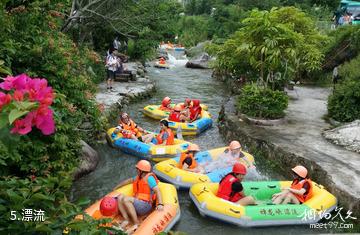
82, 182, 180, 234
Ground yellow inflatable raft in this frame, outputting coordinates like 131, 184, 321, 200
83, 182, 180, 235
154, 147, 254, 188
143, 103, 208, 120
190, 181, 337, 227
106, 127, 190, 162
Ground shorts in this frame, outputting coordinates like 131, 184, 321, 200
107, 70, 116, 80
133, 198, 152, 216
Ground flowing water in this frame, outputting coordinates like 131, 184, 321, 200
70, 61, 321, 234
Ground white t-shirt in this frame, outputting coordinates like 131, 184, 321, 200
106, 55, 118, 72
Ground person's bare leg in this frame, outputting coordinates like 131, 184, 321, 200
237, 196, 256, 206
272, 192, 287, 204
123, 197, 139, 225
282, 193, 300, 205
142, 133, 154, 143
117, 195, 130, 228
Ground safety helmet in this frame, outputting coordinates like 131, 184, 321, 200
229, 141, 241, 150
188, 144, 200, 152
162, 96, 171, 106
185, 98, 191, 104
174, 104, 182, 112
99, 197, 118, 216
232, 162, 247, 175
136, 160, 151, 172
292, 165, 308, 178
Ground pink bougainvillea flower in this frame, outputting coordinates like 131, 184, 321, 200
10, 112, 35, 135
27, 78, 52, 102
35, 108, 55, 135
13, 90, 24, 101
12, 74, 30, 91
0, 92, 12, 109
0, 76, 15, 90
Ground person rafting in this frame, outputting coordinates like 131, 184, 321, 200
272, 165, 313, 205
216, 163, 256, 206
159, 97, 173, 111
114, 160, 164, 233
178, 144, 203, 173
198, 141, 254, 173
168, 104, 187, 122
189, 99, 202, 122
159, 57, 166, 65
150, 119, 175, 145
113, 113, 154, 143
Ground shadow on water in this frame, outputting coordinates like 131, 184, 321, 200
70, 65, 325, 234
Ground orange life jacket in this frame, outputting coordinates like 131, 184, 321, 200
155, 128, 174, 145
216, 173, 244, 202
178, 152, 197, 169
119, 119, 141, 138
168, 111, 181, 122
133, 173, 159, 202
290, 178, 313, 203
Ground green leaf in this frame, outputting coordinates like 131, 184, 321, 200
35, 224, 53, 233
8, 109, 29, 124
32, 193, 55, 202
0, 113, 8, 129
76, 197, 91, 207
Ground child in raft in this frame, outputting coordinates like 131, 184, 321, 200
158, 96, 173, 111
272, 165, 313, 204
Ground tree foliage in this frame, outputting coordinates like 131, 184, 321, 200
208, 7, 327, 89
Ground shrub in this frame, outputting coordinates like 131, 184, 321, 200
237, 85, 288, 119
328, 79, 360, 122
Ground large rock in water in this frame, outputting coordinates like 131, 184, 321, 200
185, 53, 211, 69
73, 140, 99, 180
323, 120, 360, 153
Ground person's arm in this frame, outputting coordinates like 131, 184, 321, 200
153, 186, 164, 210
113, 178, 134, 190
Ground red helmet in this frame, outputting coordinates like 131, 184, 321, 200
232, 163, 247, 175
136, 160, 151, 172
292, 165, 308, 178
162, 97, 171, 106
99, 197, 118, 216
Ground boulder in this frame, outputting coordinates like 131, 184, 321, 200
73, 140, 99, 180
323, 120, 360, 153
185, 53, 211, 69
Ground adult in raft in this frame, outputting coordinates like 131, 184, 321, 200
272, 165, 313, 204
114, 113, 154, 143
188, 99, 202, 122
178, 144, 202, 172
114, 160, 164, 233
216, 163, 256, 206
150, 119, 175, 145
158, 96, 173, 112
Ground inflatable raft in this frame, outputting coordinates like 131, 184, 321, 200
189, 181, 337, 227
82, 182, 180, 235
106, 127, 190, 162
154, 62, 170, 69
154, 147, 254, 189
167, 110, 212, 136
143, 103, 208, 120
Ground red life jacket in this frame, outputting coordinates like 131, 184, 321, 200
216, 173, 244, 202
168, 111, 181, 122
290, 178, 313, 203
190, 99, 202, 120
156, 128, 174, 145
133, 173, 159, 202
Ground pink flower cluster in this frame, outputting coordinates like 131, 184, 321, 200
0, 74, 55, 135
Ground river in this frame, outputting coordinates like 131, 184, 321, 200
70, 63, 320, 234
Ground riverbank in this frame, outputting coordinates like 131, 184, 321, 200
218, 86, 360, 218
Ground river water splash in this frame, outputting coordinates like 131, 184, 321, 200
70, 64, 320, 234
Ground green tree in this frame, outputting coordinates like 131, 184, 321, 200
209, 7, 327, 89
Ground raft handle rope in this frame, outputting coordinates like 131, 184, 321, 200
250, 187, 260, 190
229, 208, 240, 214
267, 185, 277, 189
